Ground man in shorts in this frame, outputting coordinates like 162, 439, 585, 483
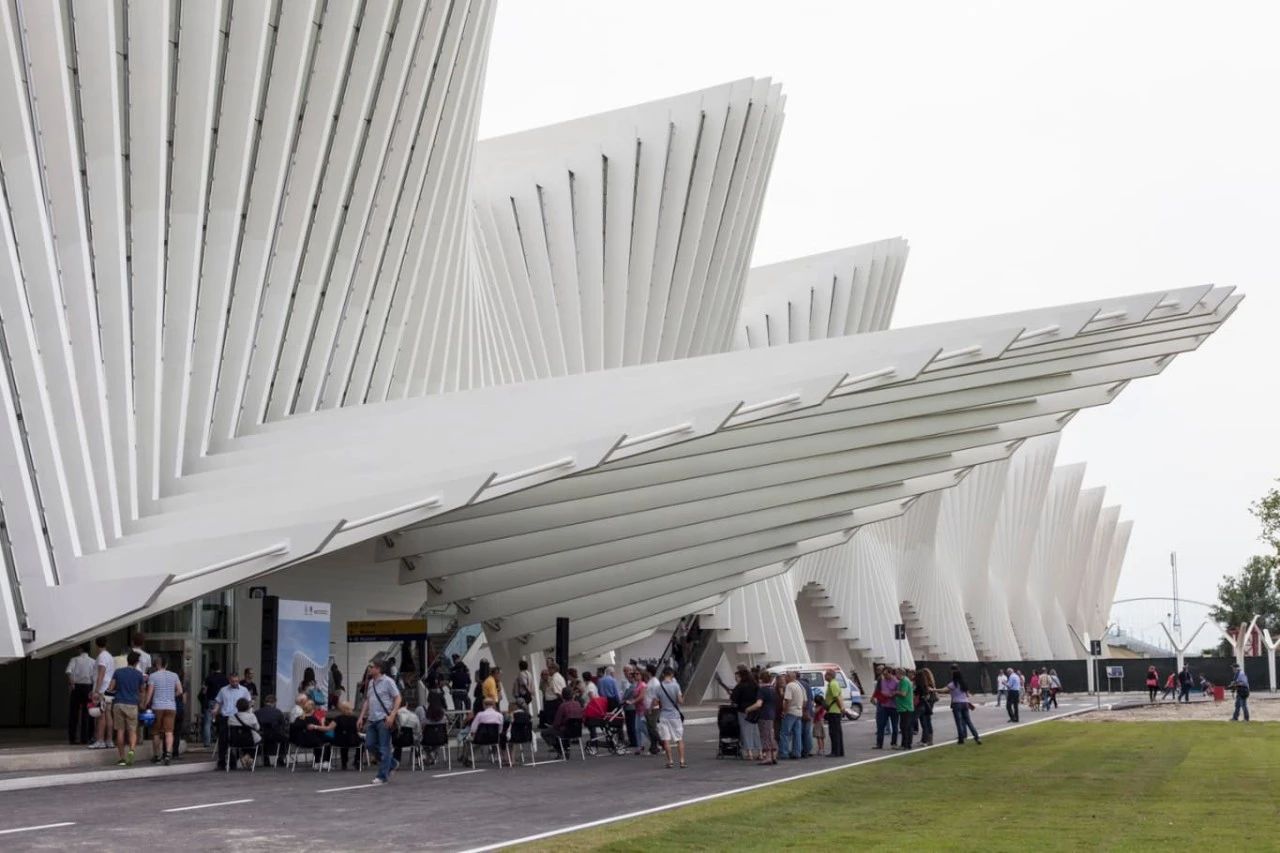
144, 654, 183, 765
654, 666, 686, 768
108, 651, 146, 766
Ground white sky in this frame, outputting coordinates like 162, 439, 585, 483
479, 1, 1280, 612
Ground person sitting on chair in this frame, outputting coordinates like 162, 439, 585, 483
331, 700, 360, 770
227, 697, 262, 769
253, 694, 287, 767
583, 692, 609, 742
541, 687, 584, 758
299, 699, 334, 768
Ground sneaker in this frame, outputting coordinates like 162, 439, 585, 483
390, 759, 399, 773
151, 755, 162, 764
162, 754, 171, 766
370, 777, 385, 786
125, 749, 135, 766
115, 759, 127, 766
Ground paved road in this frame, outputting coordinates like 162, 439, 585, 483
0, 699, 1092, 851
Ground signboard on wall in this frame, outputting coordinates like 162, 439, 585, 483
346, 619, 428, 643
276, 599, 331, 705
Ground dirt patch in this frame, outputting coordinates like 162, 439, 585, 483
1070, 696, 1280, 722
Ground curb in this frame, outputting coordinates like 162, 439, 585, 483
0, 760, 216, 792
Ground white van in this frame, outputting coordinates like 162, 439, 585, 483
765, 663, 863, 719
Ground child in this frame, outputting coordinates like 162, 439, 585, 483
812, 699, 827, 755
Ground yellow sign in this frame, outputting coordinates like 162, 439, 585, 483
346, 619, 428, 642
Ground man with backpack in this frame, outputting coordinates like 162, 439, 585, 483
1229, 663, 1250, 722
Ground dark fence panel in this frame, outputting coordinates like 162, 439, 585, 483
910, 656, 1270, 695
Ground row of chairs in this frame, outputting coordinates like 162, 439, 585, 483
224, 717, 602, 773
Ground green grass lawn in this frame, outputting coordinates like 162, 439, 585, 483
530, 721, 1280, 852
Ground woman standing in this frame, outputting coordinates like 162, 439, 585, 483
873, 667, 900, 749
1145, 666, 1159, 703
946, 667, 981, 745
914, 667, 936, 746
730, 668, 760, 760
746, 670, 779, 765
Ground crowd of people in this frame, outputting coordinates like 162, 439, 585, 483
67, 630, 1265, 788
868, 663, 983, 749
992, 667, 1062, 721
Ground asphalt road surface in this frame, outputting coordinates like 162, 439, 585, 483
0, 699, 1094, 851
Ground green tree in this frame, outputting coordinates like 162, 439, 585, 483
1251, 480, 1280, 556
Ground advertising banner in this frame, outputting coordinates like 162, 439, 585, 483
276, 599, 331, 705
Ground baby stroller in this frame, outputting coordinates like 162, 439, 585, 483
716, 704, 741, 758
585, 706, 628, 756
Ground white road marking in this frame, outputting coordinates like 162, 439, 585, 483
162, 798, 254, 813
458, 707, 1093, 853
432, 769, 485, 778
0, 822, 76, 835
317, 783, 380, 793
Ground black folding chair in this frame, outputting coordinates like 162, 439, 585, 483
469, 722, 504, 768
226, 726, 259, 772
421, 723, 451, 771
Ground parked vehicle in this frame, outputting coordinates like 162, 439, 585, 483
765, 663, 863, 720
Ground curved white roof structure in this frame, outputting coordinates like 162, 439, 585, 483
0, 1, 1241, 669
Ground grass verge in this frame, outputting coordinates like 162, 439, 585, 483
526, 720, 1280, 851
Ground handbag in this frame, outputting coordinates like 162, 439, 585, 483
745, 709, 761, 724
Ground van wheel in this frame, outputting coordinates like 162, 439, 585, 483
847, 703, 862, 721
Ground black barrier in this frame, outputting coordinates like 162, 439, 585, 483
908, 656, 1273, 695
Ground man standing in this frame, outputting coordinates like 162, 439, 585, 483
449, 654, 471, 708
108, 651, 146, 766
144, 654, 182, 765
995, 668, 1009, 708
358, 659, 402, 784
1229, 664, 1250, 722
1178, 665, 1193, 703
90, 636, 116, 749
65, 644, 95, 744
212, 671, 251, 770
130, 634, 152, 673
598, 667, 621, 710
654, 667, 686, 768
823, 669, 848, 757
201, 661, 228, 747
895, 668, 915, 750
241, 668, 259, 701
780, 671, 805, 759
1005, 668, 1022, 722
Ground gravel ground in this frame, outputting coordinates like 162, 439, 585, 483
1073, 695, 1280, 722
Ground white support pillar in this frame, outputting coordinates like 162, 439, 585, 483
1159, 621, 1208, 676
1223, 616, 1260, 669
1262, 630, 1279, 694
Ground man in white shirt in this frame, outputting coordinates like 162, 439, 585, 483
90, 636, 116, 749
542, 662, 567, 727
357, 659, 402, 784
469, 697, 505, 735
1005, 669, 1022, 722
212, 672, 252, 770
995, 670, 1009, 708
781, 672, 807, 759
65, 643, 96, 744
130, 634, 152, 674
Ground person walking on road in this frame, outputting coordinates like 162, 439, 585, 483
108, 651, 146, 766
144, 654, 183, 765
654, 667, 687, 769
1005, 668, 1022, 722
358, 659, 403, 784
995, 668, 1008, 708
1145, 666, 1159, 703
1229, 664, 1250, 722
946, 667, 982, 745
1178, 665, 1193, 703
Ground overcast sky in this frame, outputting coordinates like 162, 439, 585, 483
479, 1, 1279, 628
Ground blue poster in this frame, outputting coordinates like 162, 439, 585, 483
276, 599, 331, 705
